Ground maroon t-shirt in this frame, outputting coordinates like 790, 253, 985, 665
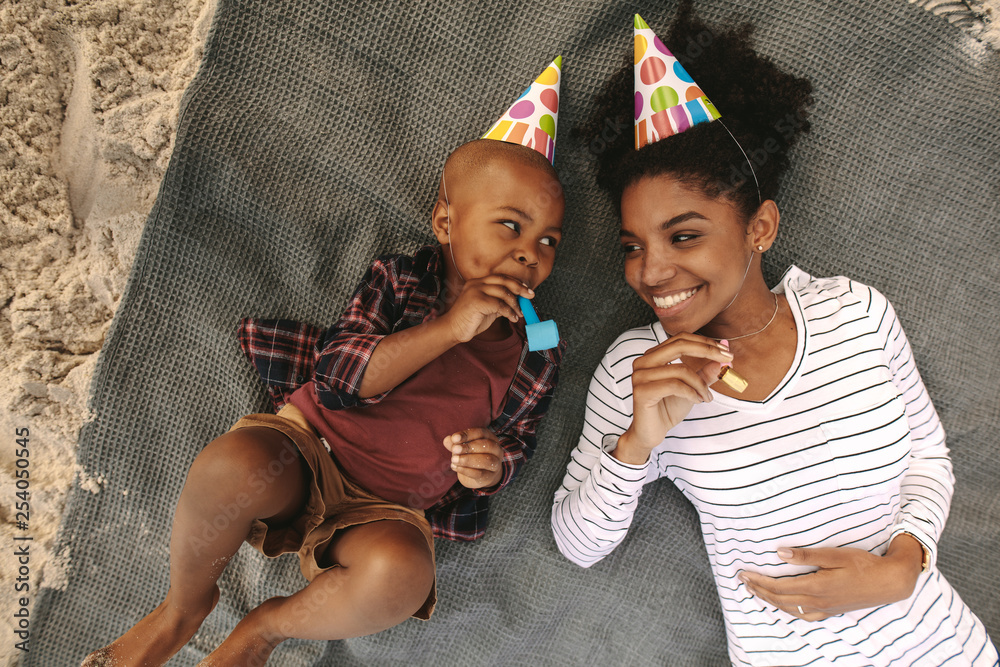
289, 328, 522, 509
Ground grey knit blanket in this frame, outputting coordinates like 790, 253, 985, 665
30, 1, 999, 664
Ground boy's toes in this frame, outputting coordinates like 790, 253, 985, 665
80, 646, 121, 667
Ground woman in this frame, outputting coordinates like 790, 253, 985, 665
551, 7, 998, 666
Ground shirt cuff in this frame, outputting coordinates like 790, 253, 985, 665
889, 522, 936, 573
595, 434, 650, 496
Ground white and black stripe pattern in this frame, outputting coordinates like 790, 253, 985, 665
552, 267, 998, 666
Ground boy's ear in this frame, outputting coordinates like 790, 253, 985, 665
431, 199, 451, 245
749, 199, 780, 252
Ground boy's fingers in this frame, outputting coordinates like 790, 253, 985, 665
452, 444, 499, 460
444, 427, 495, 447
482, 274, 535, 298
451, 452, 500, 472
478, 284, 525, 320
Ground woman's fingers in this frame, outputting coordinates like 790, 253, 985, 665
633, 360, 715, 404
639, 333, 734, 367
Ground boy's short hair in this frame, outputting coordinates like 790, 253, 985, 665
444, 139, 560, 188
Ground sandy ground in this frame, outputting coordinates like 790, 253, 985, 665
0, 0, 995, 665
0, 0, 215, 662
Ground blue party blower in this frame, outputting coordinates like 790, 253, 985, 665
518, 296, 559, 351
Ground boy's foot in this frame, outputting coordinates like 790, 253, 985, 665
197, 597, 285, 667
80, 586, 220, 667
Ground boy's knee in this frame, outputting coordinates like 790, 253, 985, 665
361, 529, 434, 615
189, 428, 301, 496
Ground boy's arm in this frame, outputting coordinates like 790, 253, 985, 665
426, 344, 563, 542
317, 256, 533, 407
357, 316, 460, 399
312, 257, 408, 409
358, 272, 535, 397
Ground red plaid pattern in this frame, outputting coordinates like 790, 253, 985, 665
238, 245, 564, 541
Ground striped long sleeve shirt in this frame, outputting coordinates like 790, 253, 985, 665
552, 267, 997, 666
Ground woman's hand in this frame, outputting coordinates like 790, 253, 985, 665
444, 427, 504, 489
441, 275, 533, 343
614, 333, 734, 465
738, 534, 926, 621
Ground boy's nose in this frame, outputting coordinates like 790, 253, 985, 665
515, 245, 539, 266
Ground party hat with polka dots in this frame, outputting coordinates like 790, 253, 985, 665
634, 14, 720, 149
482, 56, 562, 164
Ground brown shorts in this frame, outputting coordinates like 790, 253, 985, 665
230, 404, 436, 619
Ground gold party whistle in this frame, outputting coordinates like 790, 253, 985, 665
717, 364, 748, 393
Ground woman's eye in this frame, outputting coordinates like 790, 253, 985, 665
622, 243, 640, 254
673, 233, 699, 244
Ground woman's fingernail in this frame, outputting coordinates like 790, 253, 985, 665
777, 547, 793, 559
719, 338, 731, 349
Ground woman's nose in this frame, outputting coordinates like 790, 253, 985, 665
641, 248, 676, 285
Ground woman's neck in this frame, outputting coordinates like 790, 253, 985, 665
705, 291, 797, 401
696, 275, 778, 342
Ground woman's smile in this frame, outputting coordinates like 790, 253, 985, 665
651, 286, 700, 313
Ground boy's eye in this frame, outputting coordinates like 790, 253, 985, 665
501, 221, 519, 233
540, 236, 559, 248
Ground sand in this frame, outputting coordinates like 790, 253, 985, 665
0, 0, 994, 664
0, 0, 216, 662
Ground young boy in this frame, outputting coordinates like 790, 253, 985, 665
83, 60, 565, 666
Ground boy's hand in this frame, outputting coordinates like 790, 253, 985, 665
443, 275, 534, 343
444, 427, 504, 489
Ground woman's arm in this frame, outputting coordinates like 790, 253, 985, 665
551, 353, 650, 567
741, 287, 951, 619
551, 331, 732, 566
878, 290, 953, 570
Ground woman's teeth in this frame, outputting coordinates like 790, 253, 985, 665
653, 288, 697, 309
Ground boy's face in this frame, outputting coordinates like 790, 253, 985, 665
432, 158, 564, 290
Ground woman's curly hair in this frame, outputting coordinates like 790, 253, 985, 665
577, 2, 814, 220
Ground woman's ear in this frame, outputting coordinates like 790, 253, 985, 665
431, 199, 451, 245
749, 199, 780, 251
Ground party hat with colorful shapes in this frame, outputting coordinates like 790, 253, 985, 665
482, 56, 562, 164
633, 14, 720, 149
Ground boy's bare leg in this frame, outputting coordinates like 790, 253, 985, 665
198, 519, 434, 666
81, 427, 308, 667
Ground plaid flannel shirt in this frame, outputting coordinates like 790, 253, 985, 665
237, 245, 564, 541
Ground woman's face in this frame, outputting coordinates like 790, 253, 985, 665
619, 174, 755, 335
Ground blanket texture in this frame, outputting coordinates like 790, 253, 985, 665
31, 1, 999, 665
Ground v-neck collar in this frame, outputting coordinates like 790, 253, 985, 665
650, 266, 810, 414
